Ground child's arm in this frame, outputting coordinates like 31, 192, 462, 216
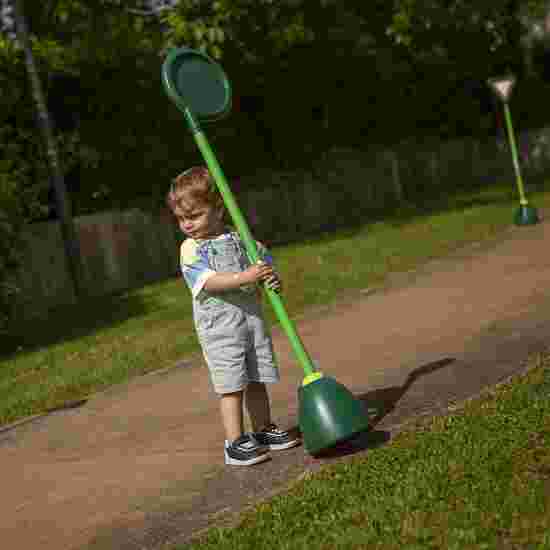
204, 261, 275, 293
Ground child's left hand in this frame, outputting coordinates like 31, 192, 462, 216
264, 273, 282, 292
255, 259, 282, 293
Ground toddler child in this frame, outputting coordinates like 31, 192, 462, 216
167, 166, 300, 466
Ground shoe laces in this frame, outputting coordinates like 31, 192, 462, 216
232, 433, 259, 449
262, 423, 283, 434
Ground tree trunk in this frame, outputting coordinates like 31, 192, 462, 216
13, 0, 84, 299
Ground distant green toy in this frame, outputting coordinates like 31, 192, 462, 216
161, 47, 371, 455
488, 75, 539, 226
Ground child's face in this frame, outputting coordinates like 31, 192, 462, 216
173, 200, 224, 240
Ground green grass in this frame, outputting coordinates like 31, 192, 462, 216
1, 183, 549, 426
180, 350, 550, 550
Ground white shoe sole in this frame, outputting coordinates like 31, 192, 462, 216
224, 449, 270, 466
264, 439, 301, 451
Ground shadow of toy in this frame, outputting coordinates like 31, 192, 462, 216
305, 357, 456, 461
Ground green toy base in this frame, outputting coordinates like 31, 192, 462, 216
298, 375, 372, 455
514, 205, 539, 226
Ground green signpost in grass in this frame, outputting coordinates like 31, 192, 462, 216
488, 75, 539, 226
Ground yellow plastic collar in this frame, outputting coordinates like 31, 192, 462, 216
302, 372, 323, 386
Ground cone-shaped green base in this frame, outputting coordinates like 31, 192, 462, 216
514, 205, 539, 226
298, 376, 371, 455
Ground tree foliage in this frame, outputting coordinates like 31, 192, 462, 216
0, 167, 22, 331
1, 0, 547, 216
1, 0, 550, 326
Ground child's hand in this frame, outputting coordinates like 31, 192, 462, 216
242, 261, 282, 293
242, 261, 275, 285
264, 272, 282, 293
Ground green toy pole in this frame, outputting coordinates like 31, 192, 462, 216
163, 48, 372, 454
184, 108, 317, 379
488, 74, 539, 226
502, 102, 528, 206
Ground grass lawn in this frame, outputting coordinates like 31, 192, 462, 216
180, 349, 550, 550
1, 183, 549, 426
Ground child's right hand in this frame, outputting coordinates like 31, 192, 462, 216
242, 261, 275, 285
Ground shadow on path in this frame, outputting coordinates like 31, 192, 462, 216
360, 357, 457, 425
308, 357, 456, 461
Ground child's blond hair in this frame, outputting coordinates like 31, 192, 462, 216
166, 166, 223, 214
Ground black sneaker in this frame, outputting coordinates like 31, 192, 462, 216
224, 433, 270, 466
254, 424, 301, 451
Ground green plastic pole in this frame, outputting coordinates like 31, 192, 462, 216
183, 108, 316, 378
502, 102, 528, 206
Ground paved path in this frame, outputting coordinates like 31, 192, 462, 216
2, 218, 550, 550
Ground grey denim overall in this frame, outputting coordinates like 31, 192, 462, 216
193, 232, 279, 394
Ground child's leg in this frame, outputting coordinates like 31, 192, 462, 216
246, 381, 300, 451
245, 382, 272, 432
219, 390, 245, 442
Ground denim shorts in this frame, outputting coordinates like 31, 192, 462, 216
195, 296, 280, 394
